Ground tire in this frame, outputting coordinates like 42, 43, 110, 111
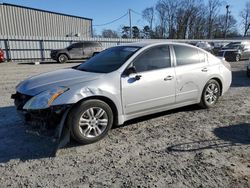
235, 54, 241, 62
68, 100, 113, 144
199, 79, 221, 109
57, 54, 68, 63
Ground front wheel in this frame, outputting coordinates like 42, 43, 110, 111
57, 54, 68, 63
68, 100, 113, 144
199, 79, 221, 108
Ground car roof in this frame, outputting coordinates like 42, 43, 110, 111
120, 41, 190, 48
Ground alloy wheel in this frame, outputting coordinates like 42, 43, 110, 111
205, 83, 219, 105
78, 107, 108, 138
58, 54, 68, 63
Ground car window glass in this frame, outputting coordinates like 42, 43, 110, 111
69, 43, 83, 49
133, 45, 171, 72
84, 42, 100, 47
77, 46, 140, 73
174, 45, 201, 66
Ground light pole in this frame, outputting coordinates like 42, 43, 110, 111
129, 9, 132, 38
224, 5, 230, 39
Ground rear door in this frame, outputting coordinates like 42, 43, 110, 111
121, 45, 176, 115
173, 45, 209, 104
83, 42, 99, 58
68, 43, 84, 59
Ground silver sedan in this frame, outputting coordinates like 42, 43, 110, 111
12, 42, 232, 144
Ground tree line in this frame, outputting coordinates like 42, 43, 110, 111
100, 0, 250, 39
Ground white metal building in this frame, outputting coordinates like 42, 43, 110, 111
0, 3, 93, 37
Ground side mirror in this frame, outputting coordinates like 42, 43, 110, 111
125, 66, 137, 76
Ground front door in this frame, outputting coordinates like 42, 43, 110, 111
121, 45, 176, 115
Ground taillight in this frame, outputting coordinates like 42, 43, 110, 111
222, 60, 231, 71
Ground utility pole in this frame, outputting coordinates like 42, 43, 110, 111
129, 9, 132, 38
224, 5, 230, 39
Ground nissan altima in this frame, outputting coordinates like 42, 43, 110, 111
12, 42, 232, 145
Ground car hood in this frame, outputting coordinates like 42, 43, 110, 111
17, 68, 103, 96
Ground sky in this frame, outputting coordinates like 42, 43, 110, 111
1, 0, 248, 35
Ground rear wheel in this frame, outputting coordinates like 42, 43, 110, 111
199, 79, 221, 108
68, 100, 113, 144
57, 54, 68, 63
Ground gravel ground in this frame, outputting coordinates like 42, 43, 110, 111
0, 61, 249, 188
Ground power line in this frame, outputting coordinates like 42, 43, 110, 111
93, 12, 128, 27
130, 9, 143, 16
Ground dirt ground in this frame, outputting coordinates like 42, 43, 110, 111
0, 61, 249, 188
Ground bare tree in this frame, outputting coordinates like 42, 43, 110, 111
240, 2, 250, 37
176, 0, 203, 39
214, 14, 237, 38
188, 6, 207, 39
102, 29, 119, 38
139, 0, 239, 39
155, 0, 168, 38
159, 0, 179, 38
142, 7, 154, 30
207, 0, 222, 38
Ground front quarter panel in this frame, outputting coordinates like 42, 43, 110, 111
51, 72, 124, 122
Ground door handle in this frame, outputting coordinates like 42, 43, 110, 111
201, 68, 208, 72
135, 75, 142, 80
164, 75, 174, 81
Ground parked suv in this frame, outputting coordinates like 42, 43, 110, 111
0, 48, 5, 63
50, 41, 103, 63
217, 41, 250, 62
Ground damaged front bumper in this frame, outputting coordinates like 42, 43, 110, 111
11, 92, 72, 150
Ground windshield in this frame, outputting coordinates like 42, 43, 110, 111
77, 46, 141, 73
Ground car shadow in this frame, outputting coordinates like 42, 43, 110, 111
166, 123, 250, 152
231, 70, 250, 87
0, 106, 57, 163
1, 104, 249, 162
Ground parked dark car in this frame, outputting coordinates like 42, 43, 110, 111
217, 42, 250, 62
0, 48, 5, 62
195, 42, 214, 53
50, 41, 104, 63
247, 61, 250, 77
212, 42, 229, 56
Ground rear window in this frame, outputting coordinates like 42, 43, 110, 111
83, 42, 102, 47
174, 45, 204, 66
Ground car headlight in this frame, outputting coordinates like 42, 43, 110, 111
23, 87, 69, 110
